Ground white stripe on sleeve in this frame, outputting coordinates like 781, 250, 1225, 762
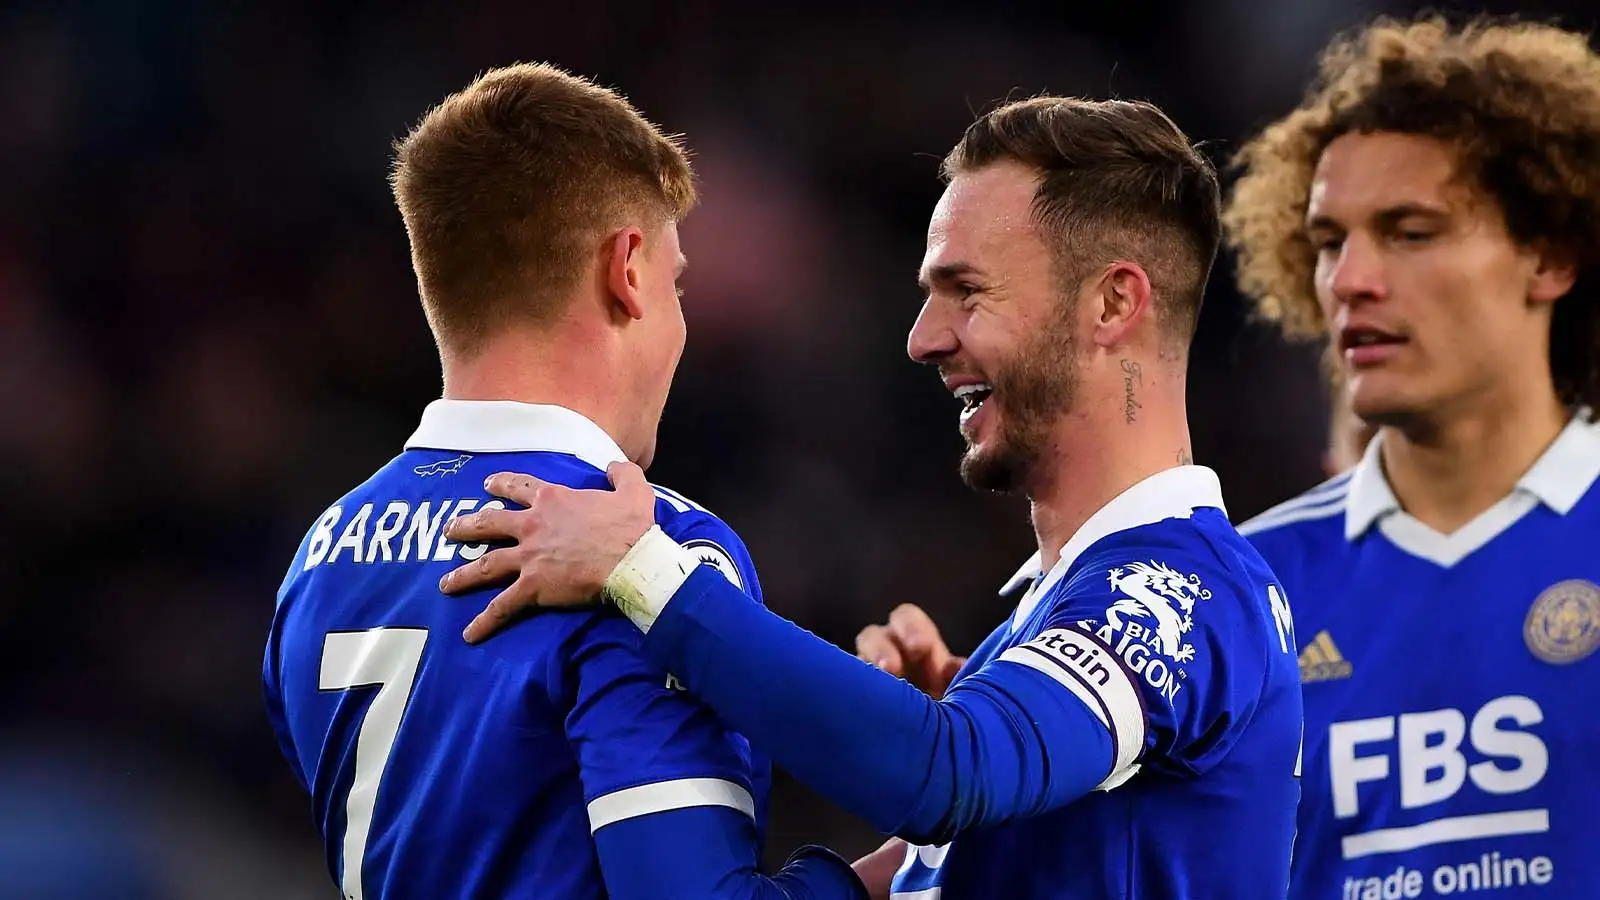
586, 777, 755, 832
652, 488, 692, 513
997, 628, 1147, 789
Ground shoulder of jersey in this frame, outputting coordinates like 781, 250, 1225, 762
650, 483, 745, 590
650, 482, 713, 517
1079, 511, 1234, 569
1236, 470, 1352, 538
1059, 521, 1225, 597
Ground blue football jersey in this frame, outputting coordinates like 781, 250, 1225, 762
890, 467, 1303, 898
263, 401, 772, 899
1243, 414, 1600, 900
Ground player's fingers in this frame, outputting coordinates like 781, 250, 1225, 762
936, 655, 968, 695
855, 624, 905, 674
462, 588, 527, 644
484, 471, 558, 507
439, 547, 521, 595
442, 508, 522, 544
888, 604, 949, 662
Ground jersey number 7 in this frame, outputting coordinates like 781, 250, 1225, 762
319, 628, 429, 900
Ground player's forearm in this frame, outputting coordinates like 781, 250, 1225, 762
632, 564, 940, 834
594, 809, 867, 900
613, 549, 1112, 842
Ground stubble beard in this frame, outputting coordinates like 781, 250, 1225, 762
959, 315, 1079, 494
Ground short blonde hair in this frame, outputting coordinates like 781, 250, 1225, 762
946, 96, 1221, 344
392, 63, 695, 356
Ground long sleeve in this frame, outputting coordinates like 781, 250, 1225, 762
637, 566, 1115, 845
567, 612, 866, 899
594, 808, 866, 899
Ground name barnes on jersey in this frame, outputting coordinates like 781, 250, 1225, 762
299, 496, 507, 570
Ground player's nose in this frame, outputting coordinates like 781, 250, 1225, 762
1327, 233, 1388, 307
907, 299, 958, 364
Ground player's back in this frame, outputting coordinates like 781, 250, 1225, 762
264, 403, 770, 900
267, 449, 612, 898
1243, 416, 1600, 899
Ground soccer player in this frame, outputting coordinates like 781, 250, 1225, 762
261, 64, 866, 899
1224, 16, 1600, 899
439, 97, 1304, 898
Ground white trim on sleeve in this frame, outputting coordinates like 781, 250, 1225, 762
586, 777, 755, 832
998, 628, 1147, 789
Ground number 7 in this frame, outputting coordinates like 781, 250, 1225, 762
320, 628, 429, 900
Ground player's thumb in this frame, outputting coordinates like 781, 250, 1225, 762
606, 461, 649, 498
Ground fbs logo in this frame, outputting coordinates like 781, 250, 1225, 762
1299, 630, 1353, 683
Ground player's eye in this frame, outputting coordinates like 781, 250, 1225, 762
1309, 234, 1344, 254
1386, 216, 1441, 245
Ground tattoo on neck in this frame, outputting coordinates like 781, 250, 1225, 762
1120, 359, 1143, 424
1177, 447, 1193, 466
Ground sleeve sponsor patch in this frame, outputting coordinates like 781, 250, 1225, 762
681, 540, 743, 591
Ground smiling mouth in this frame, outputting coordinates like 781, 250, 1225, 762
955, 382, 994, 428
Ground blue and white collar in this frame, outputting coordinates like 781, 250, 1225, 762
1345, 410, 1600, 541
404, 399, 628, 471
999, 466, 1228, 628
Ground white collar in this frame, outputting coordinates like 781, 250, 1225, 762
998, 465, 1228, 611
1345, 411, 1600, 541
404, 399, 628, 471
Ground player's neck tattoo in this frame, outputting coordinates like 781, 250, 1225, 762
1121, 359, 1143, 424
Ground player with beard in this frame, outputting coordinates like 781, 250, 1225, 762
432, 96, 1303, 899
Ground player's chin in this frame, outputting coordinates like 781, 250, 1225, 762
959, 441, 1025, 493
1346, 373, 1429, 428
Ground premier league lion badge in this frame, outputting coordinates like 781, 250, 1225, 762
1524, 579, 1600, 665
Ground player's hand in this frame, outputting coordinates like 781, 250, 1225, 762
855, 603, 965, 699
851, 837, 907, 900
438, 462, 656, 643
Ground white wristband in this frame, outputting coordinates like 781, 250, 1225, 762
603, 525, 703, 632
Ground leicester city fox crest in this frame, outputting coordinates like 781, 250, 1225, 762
1104, 561, 1212, 664
413, 454, 473, 477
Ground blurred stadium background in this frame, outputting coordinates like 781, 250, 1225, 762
2, 0, 1594, 896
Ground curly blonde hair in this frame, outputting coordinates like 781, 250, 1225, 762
1222, 15, 1600, 415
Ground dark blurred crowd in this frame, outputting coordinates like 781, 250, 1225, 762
2, 0, 1591, 895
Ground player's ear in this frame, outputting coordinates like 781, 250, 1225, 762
1089, 261, 1153, 349
604, 227, 648, 321
1527, 243, 1578, 307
